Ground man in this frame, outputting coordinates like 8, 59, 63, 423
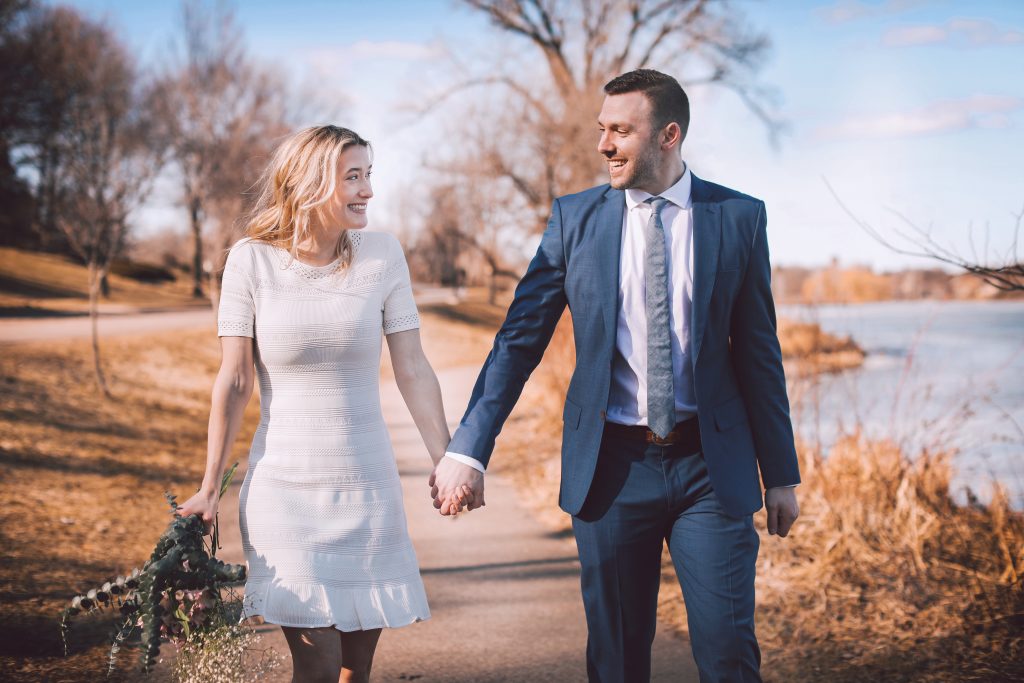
431, 69, 800, 683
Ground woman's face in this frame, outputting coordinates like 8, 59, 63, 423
328, 144, 373, 230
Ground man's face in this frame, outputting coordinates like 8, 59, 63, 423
597, 92, 661, 190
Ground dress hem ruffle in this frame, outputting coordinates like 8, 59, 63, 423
239, 612, 430, 632
238, 578, 430, 633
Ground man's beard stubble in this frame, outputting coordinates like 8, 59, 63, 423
609, 136, 660, 191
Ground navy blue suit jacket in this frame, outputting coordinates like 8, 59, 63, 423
447, 174, 801, 518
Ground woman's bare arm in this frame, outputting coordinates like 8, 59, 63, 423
386, 329, 449, 467
175, 336, 255, 530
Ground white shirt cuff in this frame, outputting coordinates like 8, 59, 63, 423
443, 452, 486, 473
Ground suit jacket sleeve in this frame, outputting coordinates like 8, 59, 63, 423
729, 201, 801, 489
447, 199, 569, 468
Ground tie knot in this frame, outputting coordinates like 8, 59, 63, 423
646, 196, 669, 217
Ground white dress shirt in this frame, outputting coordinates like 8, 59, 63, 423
606, 167, 697, 426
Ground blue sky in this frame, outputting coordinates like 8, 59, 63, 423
61, 0, 1024, 270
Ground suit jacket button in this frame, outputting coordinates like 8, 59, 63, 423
599, 410, 606, 419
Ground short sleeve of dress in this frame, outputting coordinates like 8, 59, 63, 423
382, 235, 420, 335
217, 242, 256, 338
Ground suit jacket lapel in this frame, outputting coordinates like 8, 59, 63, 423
595, 187, 625, 337
690, 175, 720, 363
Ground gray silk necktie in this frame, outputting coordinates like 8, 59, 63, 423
645, 196, 675, 439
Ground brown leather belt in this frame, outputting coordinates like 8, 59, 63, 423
603, 416, 702, 452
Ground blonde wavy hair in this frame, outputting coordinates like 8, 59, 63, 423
244, 125, 371, 271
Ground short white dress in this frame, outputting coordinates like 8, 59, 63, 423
217, 230, 430, 631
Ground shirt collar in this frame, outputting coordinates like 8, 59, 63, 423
624, 163, 692, 211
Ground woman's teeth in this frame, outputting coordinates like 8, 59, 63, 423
348, 203, 367, 213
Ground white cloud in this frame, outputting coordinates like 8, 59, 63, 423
815, 94, 1024, 140
304, 40, 445, 75
346, 40, 447, 61
817, 0, 924, 25
818, 0, 872, 24
882, 18, 1024, 47
881, 24, 946, 46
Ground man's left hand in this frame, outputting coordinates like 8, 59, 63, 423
430, 457, 485, 515
764, 486, 799, 537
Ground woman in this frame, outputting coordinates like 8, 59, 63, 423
176, 125, 468, 683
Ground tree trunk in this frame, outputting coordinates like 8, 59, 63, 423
100, 272, 110, 298
190, 195, 204, 298
87, 261, 113, 398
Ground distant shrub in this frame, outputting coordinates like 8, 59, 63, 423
751, 434, 1024, 681
110, 258, 177, 283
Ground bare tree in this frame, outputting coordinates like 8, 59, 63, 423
0, 0, 37, 246
827, 181, 1024, 293
149, 0, 292, 300
1, 2, 111, 252
417, 0, 779, 238
46, 14, 160, 395
415, 180, 522, 303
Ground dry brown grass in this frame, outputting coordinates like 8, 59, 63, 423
0, 246, 203, 315
752, 435, 1023, 681
0, 328, 255, 682
777, 319, 865, 376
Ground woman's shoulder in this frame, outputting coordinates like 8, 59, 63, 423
355, 229, 400, 250
227, 237, 278, 260
354, 230, 405, 265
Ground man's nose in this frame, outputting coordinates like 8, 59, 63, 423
597, 131, 614, 156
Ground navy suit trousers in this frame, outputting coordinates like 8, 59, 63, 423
572, 427, 762, 683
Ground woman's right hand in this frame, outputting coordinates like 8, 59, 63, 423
174, 489, 219, 534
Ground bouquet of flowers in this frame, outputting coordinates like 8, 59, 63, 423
60, 464, 248, 675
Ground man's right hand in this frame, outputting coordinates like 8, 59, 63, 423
429, 457, 485, 515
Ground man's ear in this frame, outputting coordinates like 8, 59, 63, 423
662, 122, 682, 151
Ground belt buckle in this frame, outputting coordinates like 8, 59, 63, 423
647, 430, 675, 446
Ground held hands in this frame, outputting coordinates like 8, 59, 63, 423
764, 486, 799, 537
429, 457, 485, 516
174, 489, 219, 535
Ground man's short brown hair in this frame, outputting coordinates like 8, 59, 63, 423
604, 69, 690, 141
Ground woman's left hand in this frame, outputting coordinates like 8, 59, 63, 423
174, 489, 219, 534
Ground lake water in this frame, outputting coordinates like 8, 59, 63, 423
779, 300, 1024, 507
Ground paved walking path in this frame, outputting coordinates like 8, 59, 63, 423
0, 287, 459, 345
0, 308, 215, 344
183, 365, 698, 682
